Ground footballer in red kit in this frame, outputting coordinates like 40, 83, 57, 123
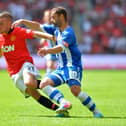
0, 27, 34, 76
0, 11, 71, 117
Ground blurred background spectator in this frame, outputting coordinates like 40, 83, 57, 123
0, 0, 126, 54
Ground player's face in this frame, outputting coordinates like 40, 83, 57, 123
0, 17, 11, 33
50, 13, 62, 27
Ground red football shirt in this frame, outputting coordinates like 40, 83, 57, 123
0, 27, 35, 76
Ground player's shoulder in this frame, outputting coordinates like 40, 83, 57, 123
41, 24, 56, 35
41, 23, 55, 29
13, 27, 32, 35
12, 27, 24, 34
66, 26, 75, 33
63, 26, 75, 36
13, 27, 26, 31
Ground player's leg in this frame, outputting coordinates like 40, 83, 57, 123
36, 79, 69, 117
69, 84, 103, 118
12, 76, 69, 117
11, 62, 60, 111
22, 65, 65, 108
39, 75, 72, 113
22, 62, 70, 116
46, 54, 57, 74
11, 73, 59, 111
21, 62, 71, 115
46, 60, 55, 74
66, 66, 103, 118
26, 88, 59, 110
27, 87, 69, 117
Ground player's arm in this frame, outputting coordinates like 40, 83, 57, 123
37, 45, 63, 56
37, 39, 69, 56
12, 19, 42, 31
33, 31, 56, 42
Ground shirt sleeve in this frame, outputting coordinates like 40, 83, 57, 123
40, 24, 56, 35
17, 27, 34, 39
59, 32, 73, 50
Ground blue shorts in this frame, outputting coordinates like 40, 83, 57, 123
47, 66, 82, 87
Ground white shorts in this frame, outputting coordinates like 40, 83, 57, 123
11, 62, 41, 97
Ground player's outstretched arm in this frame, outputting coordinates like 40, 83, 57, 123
37, 45, 63, 56
33, 31, 56, 42
12, 19, 42, 31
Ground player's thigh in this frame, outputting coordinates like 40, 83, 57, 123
66, 66, 82, 96
46, 69, 65, 87
65, 66, 82, 86
39, 76, 55, 88
23, 72, 37, 88
22, 62, 41, 79
11, 74, 29, 97
22, 62, 41, 87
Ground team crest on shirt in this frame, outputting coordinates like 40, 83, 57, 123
10, 35, 16, 41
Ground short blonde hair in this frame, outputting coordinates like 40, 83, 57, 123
0, 11, 13, 21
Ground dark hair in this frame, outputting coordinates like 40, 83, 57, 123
0, 11, 13, 21
51, 7, 67, 21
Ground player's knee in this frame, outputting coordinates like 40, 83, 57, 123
70, 85, 81, 97
39, 79, 49, 89
25, 81, 32, 88
39, 77, 53, 89
71, 90, 80, 97
24, 79, 36, 89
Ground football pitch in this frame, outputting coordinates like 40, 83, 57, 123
0, 70, 126, 126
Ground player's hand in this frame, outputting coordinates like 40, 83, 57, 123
11, 19, 23, 28
52, 36, 57, 42
37, 47, 48, 57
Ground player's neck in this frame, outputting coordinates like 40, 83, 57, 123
60, 22, 68, 32
7, 28, 14, 34
4, 28, 14, 34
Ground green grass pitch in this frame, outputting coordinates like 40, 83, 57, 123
0, 70, 126, 126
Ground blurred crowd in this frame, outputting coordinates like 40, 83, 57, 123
0, 0, 126, 54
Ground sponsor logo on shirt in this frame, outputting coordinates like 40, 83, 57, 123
2, 44, 15, 53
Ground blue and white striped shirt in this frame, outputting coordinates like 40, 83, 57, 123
40, 24, 82, 69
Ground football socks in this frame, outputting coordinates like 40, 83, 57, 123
38, 95, 58, 110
